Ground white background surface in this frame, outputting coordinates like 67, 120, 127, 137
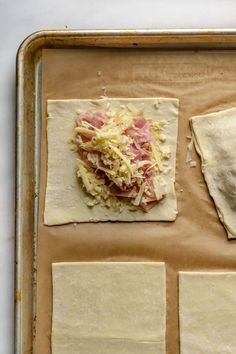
1, 0, 236, 353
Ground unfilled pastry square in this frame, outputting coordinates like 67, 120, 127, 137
52, 262, 166, 354
45, 97, 179, 224
179, 271, 236, 354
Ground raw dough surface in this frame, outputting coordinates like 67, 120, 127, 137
179, 271, 236, 354
191, 108, 236, 239
45, 98, 179, 225
52, 262, 166, 354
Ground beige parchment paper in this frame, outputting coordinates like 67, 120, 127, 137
35, 47, 236, 354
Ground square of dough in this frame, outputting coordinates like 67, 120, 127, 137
45, 98, 179, 225
52, 262, 166, 354
179, 271, 236, 354
191, 108, 236, 239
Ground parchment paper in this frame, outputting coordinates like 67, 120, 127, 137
35, 48, 236, 354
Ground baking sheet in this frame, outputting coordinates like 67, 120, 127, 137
35, 47, 236, 354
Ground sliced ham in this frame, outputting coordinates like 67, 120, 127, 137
127, 118, 151, 165
130, 143, 150, 162
110, 184, 137, 197
134, 118, 151, 144
75, 110, 166, 212
140, 200, 159, 212
126, 118, 151, 146
79, 130, 94, 142
77, 111, 108, 129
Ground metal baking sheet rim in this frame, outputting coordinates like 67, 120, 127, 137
15, 29, 236, 354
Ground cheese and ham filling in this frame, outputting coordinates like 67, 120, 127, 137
74, 105, 170, 212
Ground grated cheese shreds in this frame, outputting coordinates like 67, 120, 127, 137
133, 182, 146, 206
151, 143, 164, 172
153, 176, 165, 201
74, 104, 171, 212
77, 159, 122, 210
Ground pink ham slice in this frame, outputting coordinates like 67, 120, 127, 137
140, 200, 159, 212
130, 143, 151, 162
109, 181, 136, 196
76, 111, 108, 142
127, 118, 151, 166
76, 112, 165, 212
77, 111, 108, 129
134, 118, 151, 144
126, 118, 151, 146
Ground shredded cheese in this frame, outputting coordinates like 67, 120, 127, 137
133, 183, 146, 206
74, 104, 170, 211
151, 143, 164, 172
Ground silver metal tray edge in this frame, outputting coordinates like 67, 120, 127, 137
16, 29, 236, 354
